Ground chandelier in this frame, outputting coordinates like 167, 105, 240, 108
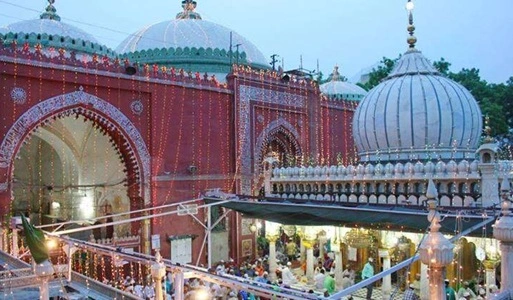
345, 228, 374, 249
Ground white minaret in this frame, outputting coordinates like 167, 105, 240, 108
419, 179, 454, 300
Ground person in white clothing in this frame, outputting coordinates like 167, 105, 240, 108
281, 262, 298, 286
314, 269, 326, 290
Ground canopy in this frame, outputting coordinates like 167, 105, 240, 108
204, 197, 496, 235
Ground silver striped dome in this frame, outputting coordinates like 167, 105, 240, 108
352, 50, 482, 163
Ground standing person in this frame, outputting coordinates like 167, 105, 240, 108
445, 279, 457, 300
361, 257, 375, 300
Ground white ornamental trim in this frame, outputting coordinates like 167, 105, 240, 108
238, 85, 305, 194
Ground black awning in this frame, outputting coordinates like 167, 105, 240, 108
204, 197, 496, 235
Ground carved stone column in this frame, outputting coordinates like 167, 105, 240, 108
151, 252, 166, 300
173, 270, 184, 300
420, 263, 429, 300
300, 239, 306, 264
334, 245, 343, 288
379, 249, 392, 300
479, 164, 500, 207
268, 236, 279, 282
483, 259, 499, 298
306, 245, 314, 283
319, 236, 326, 260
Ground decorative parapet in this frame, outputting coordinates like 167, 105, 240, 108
120, 46, 248, 67
230, 64, 320, 91
1, 32, 114, 57
267, 160, 513, 208
320, 94, 359, 111
323, 93, 365, 102
271, 160, 481, 181
0, 42, 231, 90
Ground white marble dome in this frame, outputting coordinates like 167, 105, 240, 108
0, 2, 112, 57
320, 66, 367, 101
116, 19, 267, 66
352, 49, 482, 162
115, 2, 268, 70
0, 19, 99, 44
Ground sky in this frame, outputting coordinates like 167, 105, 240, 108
0, 0, 512, 84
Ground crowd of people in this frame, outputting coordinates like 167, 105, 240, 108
97, 248, 499, 300
444, 279, 497, 300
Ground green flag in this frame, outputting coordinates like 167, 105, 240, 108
20, 214, 49, 264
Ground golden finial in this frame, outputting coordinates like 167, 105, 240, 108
176, 0, 202, 20
331, 65, 341, 81
406, 0, 416, 49
40, 0, 61, 21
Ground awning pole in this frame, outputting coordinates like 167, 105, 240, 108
207, 205, 212, 269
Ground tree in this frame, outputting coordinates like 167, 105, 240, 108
358, 56, 400, 91
504, 77, 513, 127
433, 57, 451, 76
442, 66, 509, 136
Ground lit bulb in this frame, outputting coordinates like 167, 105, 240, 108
46, 238, 58, 250
406, 1, 414, 11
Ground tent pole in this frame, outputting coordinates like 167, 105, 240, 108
207, 205, 212, 269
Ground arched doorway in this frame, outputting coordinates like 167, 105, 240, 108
2, 90, 150, 242
255, 119, 302, 171
12, 114, 132, 236
264, 131, 299, 167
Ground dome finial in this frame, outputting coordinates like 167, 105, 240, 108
331, 65, 341, 81
40, 0, 61, 21
406, 0, 416, 49
176, 0, 202, 20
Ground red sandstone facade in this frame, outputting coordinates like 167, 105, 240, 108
0, 44, 356, 264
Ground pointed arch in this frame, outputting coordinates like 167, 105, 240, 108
254, 118, 302, 171
0, 90, 150, 201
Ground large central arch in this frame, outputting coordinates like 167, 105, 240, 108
0, 89, 151, 206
